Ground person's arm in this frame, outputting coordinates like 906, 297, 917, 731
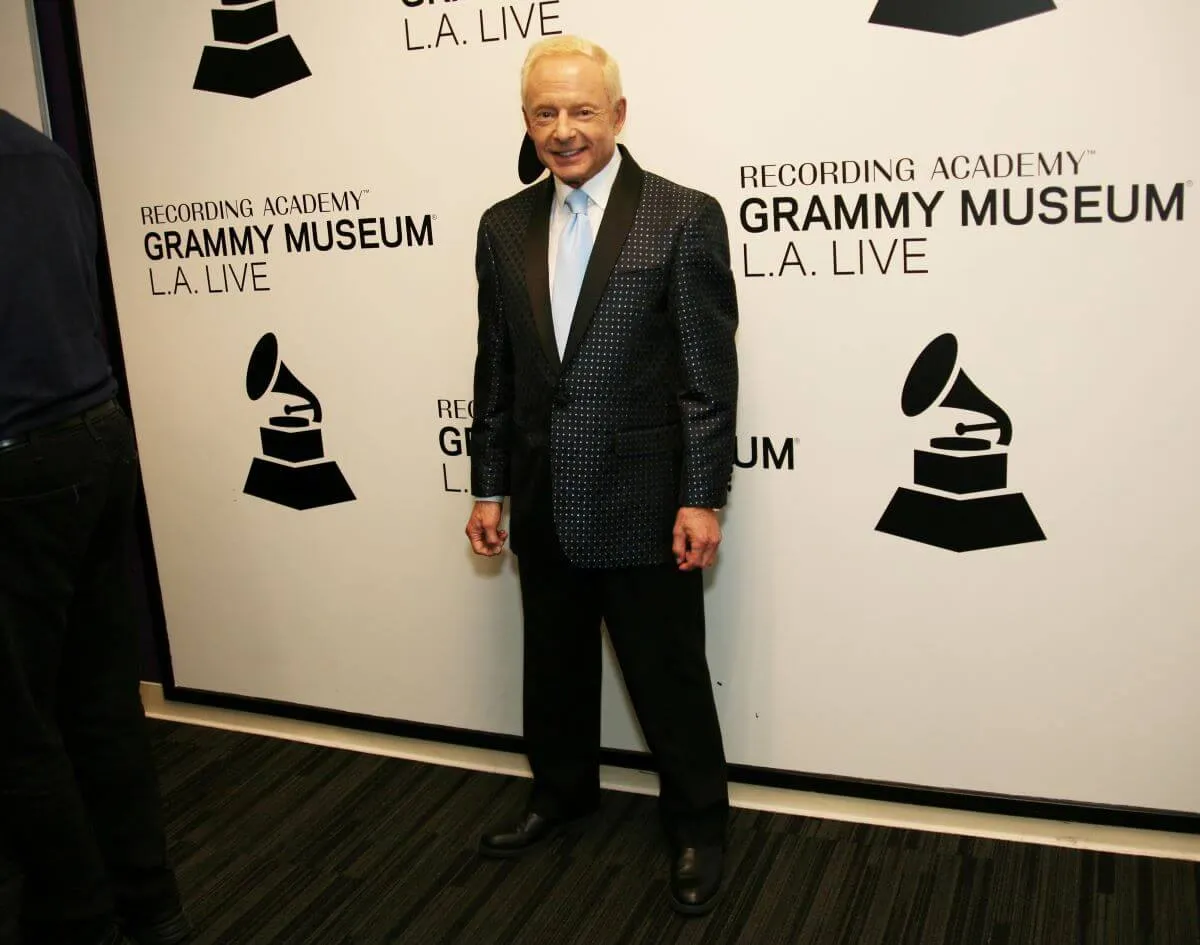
668, 196, 739, 570
465, 219, 513, 556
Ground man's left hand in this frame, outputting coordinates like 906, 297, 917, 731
672, 507, 721, 571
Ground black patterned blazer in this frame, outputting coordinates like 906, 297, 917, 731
470, 147, 738, 569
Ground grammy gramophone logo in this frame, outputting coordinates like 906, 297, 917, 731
519, 133, 544, 185
242, 333, 355, 510
875, 333, 1045, 552
870, 0, 1056, 36
193, 0, 311, 99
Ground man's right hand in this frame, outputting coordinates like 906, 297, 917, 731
465, 500, 507, 556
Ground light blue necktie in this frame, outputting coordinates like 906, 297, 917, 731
551, 188, 593, 358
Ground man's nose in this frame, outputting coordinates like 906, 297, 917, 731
552, 113, 575, 141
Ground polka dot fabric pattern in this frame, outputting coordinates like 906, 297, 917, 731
471, 152, 739, 569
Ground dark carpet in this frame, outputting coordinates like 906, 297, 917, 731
4, 719, 1199, 943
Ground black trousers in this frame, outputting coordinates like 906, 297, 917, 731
0, 402, 179, 945
516, 537, 729, 848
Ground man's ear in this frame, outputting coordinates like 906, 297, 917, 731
612, 98, 628, 134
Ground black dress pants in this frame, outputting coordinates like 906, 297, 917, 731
516, 536, 729, 848
0, 402, 180, 945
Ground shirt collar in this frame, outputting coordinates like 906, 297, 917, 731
553, 147, 622, 212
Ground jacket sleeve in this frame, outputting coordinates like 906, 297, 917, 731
469, 219, 514, 498
668, 195, 739, 509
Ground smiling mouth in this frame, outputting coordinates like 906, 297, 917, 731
553, 148, 585, 160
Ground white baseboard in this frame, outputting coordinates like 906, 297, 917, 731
141, 682, 1200, 863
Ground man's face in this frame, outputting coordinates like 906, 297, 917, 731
523, 54, 626, 188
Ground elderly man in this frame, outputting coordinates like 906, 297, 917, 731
465, 36, 739, 914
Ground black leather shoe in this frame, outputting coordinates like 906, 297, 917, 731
95, 926, 137, 945
479, 811, 571, 858
124, 908, 194, 945
669, 845, 723, 916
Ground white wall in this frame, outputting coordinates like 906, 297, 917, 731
0, 1, 44, 130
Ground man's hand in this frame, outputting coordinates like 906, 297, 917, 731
672, 507, 721, 571
466, 501, 508, 556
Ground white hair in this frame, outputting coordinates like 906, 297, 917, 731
520, 35, 623, 107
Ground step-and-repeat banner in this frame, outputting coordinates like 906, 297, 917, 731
75, 0, 1198, 813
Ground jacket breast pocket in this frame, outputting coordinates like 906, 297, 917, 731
606, 264, 668, 302
612, 423, 683, 456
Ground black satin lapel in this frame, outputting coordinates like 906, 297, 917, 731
524, 180, 558, 370
561, 150, 645, 369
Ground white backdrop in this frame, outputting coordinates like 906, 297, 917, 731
74, 0, 1200, 814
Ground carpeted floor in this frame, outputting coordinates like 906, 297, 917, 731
3, 720, 1199, 943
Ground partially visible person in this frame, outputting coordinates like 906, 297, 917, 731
0, 109, 190, 945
